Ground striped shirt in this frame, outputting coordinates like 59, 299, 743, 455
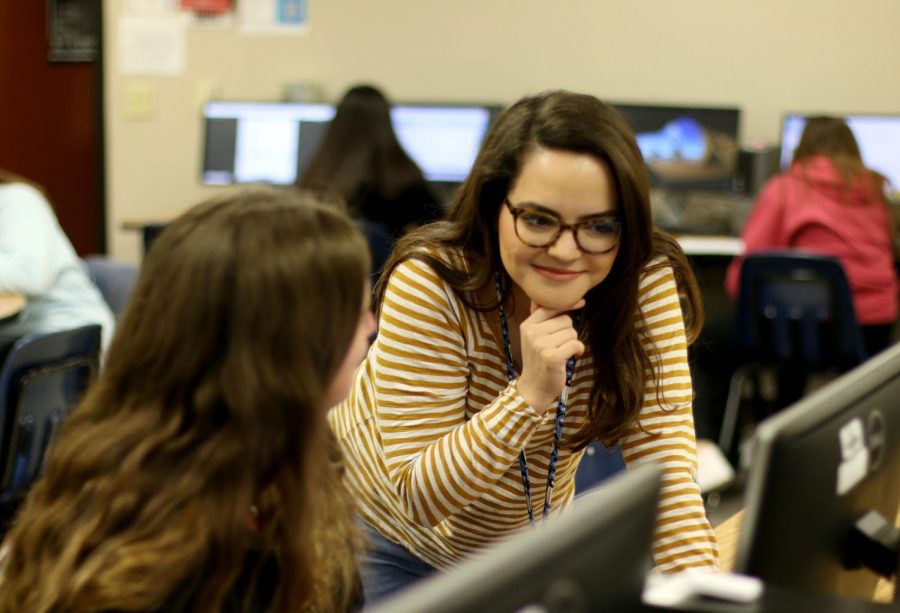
329, 252, 719, 572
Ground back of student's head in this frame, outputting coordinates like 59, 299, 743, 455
298, 83, 425, 202
793, 116, 863, 165
792, 116, 886, 193
0, 186, 369, 612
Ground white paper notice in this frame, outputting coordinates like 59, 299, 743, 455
122, 0, 179, 17
239, 0, 308, 35
118, 16, 188, 75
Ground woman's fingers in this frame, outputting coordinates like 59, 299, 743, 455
516, 300, 585, 412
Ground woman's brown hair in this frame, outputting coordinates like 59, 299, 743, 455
377, 90, 702, 448
0, 186, 369, 611
298, 84, 427, 209
792, 116, 885, 188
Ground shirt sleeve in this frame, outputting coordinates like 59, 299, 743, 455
621, 261, 720, 572
0, 184, 63, 296
373, 258, 544, 527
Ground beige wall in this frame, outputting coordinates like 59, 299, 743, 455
104, 0, 900, 262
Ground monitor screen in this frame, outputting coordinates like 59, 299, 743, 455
202, 101, 335, 186
779, 114, 900, 198
735, 342, 900, 601
612, 103, 741, 192
367, 464, 661, 613
200, 101, 497, 186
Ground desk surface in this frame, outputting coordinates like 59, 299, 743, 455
676, 235, 743, 257
0, 292, 25, 322
714, 508, 896, 604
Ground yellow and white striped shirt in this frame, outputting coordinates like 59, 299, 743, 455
329, 252, 719, 572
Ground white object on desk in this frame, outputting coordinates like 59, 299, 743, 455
676, 235, 743, 257
696, 439, 736, 493
642, 569, 764, 607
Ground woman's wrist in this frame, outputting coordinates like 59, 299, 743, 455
514, 378, 553, 414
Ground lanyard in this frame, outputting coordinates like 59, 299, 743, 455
495, 275, 578, 524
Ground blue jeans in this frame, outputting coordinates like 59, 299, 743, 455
358, 521, 438, 605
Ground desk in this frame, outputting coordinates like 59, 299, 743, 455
0, 292, 25, 323
714, 509, 897, 604
676, 235, 743, 258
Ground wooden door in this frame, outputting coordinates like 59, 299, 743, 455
0, 1, 104, 255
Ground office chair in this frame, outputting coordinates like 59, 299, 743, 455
718, 251, 867, 460
0, 325, 101, 526
83, 255, 140, 321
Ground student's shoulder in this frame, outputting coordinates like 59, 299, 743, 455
393, 245, 468, 280
0, 182, 51, 212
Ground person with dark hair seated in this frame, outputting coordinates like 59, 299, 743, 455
298, 84, 442, 248
726, 117, 898, 409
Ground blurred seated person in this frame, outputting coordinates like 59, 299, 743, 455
0, 171, 114, 356
297, 84, 442, 246
727, 116, 898, 358
0, 187, 374, 611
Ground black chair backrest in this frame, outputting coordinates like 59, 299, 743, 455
734, 251, 867, 370
0, 325, 101, 497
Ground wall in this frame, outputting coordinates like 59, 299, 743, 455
103, 0, 900, 262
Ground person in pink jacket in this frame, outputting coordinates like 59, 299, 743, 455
727, 116, 898, 357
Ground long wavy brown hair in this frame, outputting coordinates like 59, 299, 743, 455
792, 115, 887, 196
0, 187, 369, 611
378, 90, 702, 448
298, 84, 427, 206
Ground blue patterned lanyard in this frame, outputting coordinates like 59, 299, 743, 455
495, 274, 579, 524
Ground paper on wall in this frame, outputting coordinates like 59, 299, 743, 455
239, 0, 308, 35
118, 15, 189, 75
122, 0, 179, 17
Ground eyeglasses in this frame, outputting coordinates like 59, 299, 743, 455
503, 199, 622, 255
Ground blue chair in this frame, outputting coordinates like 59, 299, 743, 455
0, 325, 101, 503
718, 251, 867, 458
84, 255, 140, 321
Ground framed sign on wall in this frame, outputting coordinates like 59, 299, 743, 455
46, 0, 99, 62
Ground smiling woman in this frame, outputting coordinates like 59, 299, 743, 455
328, 90, 717, 606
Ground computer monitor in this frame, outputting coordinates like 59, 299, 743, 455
201, 101, 335, 186
200, 100, 498, 187
735, 341, 900, 602
612, 102, 741, 192
366, 464, 661, 613
779, 113, 900, 199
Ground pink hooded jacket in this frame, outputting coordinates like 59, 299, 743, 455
726, 156, 898, 325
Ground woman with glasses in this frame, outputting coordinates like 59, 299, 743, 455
330, 90, 719, 604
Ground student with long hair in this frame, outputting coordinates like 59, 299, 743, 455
298, 84, 441, 241
727, 116, 898, 356
329, 90, 719, 603
0, 187, 375, 611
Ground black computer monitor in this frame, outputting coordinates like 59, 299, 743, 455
201, 101, 335, 186
735, 342, 900, 602
611, 102, 741, 192
779, 113, 900, 200
366, 464, 661, 613
200, 100, 498, 187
